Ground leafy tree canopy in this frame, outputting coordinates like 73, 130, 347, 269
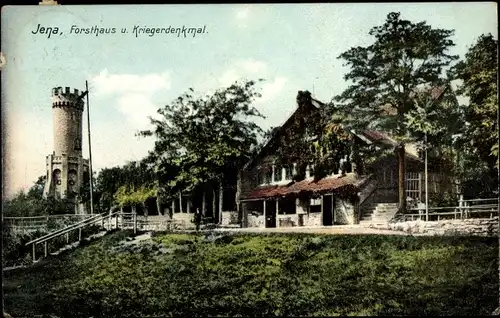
335, 11, 459, 140
450, 33, 498, 170
138, 79, 266, 197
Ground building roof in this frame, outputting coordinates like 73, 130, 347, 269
240, 173, 372, 201
361, 130, 398, 147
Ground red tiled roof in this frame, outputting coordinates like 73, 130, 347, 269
362, 130, 398, 146
241, 174, 371, 201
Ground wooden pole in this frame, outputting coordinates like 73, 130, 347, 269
212, 188, 216, 222
179, 192, 183, 213
44, 241, 48, 257
276, 199, 279, 228
85, 80, 95, 215
263, 200, 267, 228
202, 191, 206, 217
79, 228, 82, 241
219, 182, 223, 224
133, 213, 137, 234
425, 133, 429, 222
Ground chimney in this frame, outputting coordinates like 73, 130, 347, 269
296, 90, 312, 108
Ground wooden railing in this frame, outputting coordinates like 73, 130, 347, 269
3, 214, 95, 231
402, 198, 499, 221
25, 211, 115, 262
23, 212, 194, 262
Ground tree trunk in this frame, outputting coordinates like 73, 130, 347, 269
156, 196, 162, 216
212, 187, 216, 222
179, 191, 183, 213
219, 182, 223, 224
398, 143, 406, 213
202, 191, 206, 217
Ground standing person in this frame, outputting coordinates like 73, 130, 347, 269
194, 208, 202, 231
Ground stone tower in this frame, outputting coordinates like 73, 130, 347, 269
43, 87, 90, 202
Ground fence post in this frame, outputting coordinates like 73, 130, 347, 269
66, 232, 69, 244
115, 214, 118, 229
79, 227, 82, 241
44, 241, 48, 257
133, 213, 137, 234
33, 244, 36, 262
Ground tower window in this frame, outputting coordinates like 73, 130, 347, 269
74, 138, 82, 151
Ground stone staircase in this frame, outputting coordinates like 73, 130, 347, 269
359, 202, 399, 226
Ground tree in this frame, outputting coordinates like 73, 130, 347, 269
138, 80, 265, 206
451, 33, 498, 171
3, 176, 73, 217
335, 12, 459, 212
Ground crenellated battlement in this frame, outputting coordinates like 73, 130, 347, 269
52, 86, 84, 110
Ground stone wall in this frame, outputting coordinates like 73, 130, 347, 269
334, 199, 355, 225
247, 214, 265, 228
387, 218, 499, 237
221, 211, 239, 226
172, 213, 195, 228
277, 214, 299, 227
302, 212, 322, 226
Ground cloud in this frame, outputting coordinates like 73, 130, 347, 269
258, 77, 288, 103
216, 59, 286, 103
241, 60, 267, 73
219, 69, 240, 87
91, 68, 171, 96
235, 6, 250, 20
116, 93, 158, 128
218, 59, 268, 86
90, 69, 170, 129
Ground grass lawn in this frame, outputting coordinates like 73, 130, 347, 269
3, 230, 498, 317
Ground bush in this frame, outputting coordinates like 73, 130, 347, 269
3, 232, 498, 317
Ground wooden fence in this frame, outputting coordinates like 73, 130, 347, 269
403, 198, 499, 221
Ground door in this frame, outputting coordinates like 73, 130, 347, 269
265, 200, 276, 228
322, 195, 333, 226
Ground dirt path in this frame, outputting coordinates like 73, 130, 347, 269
212, 225, 409, 236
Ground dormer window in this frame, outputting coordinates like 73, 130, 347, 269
258, 168, 273, 185
284, 165, 293, 180
273, 164, 283, 182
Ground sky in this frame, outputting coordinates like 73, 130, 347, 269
1, 2, 498, 199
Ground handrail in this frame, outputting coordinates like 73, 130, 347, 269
408, 204, 498, 212
461, 198, 498, 202
27, 214, 108, 247
25, 211, 110, 246
4, 214, 94, 220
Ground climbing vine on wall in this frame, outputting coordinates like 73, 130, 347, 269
272, 104, 353, 182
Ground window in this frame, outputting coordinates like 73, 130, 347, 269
306, 164, 315, 178
259, 168, 272, 185
74, 138, 82, 151
274, 165, 283, 182
264, 169, 272, 184
285, 165, 293, 180
309, 198, 321, 213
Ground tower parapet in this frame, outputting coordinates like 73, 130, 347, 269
52, 86, 84, 111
